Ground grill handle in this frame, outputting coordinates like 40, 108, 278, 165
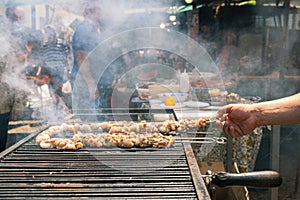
212, 170, 282, 188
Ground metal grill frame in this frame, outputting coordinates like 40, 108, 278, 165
0, 124, 210, 199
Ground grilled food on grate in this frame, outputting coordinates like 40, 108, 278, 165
73, 132, 175, 148
36, 118, 208, 150
39, 138, 83, 150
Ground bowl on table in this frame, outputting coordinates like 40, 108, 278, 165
157, 92, 188, 103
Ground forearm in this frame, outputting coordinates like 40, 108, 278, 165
252, 93, 300, 126
26, 76, 50, 84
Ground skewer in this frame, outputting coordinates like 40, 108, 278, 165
206, 119, 218, 124
206, 119, 225, 126
167, 131, 216, 136
179, 131, 215, 134
176, 137, 227, 144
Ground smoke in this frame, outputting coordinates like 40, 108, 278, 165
0, 18, 31, 92
0, 12, 71, 121
57, 0, 172, 33
1, 0, 190, 122
0, 0, 261, 173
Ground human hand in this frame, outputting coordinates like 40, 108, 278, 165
216, 104, 258, 137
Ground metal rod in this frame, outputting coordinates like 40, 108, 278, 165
269, 125, 280, 200
176, 137, 227, 144
177, 141, 219, 144
181, 131, 216, 135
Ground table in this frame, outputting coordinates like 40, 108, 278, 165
148, 99, 218, 121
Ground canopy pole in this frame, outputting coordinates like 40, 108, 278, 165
31, 5, 36, 30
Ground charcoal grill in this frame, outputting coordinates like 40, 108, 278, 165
0, 108, 282, 199
0, 126, 210, 199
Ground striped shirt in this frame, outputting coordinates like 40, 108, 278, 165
40, 41, 69, 85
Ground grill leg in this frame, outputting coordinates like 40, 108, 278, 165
294, 129, 300, 194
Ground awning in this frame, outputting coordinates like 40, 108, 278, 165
4, 0, 53, 7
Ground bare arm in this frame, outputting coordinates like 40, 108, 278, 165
254, 93, 300, 126
217, 93, 300, 137
76, 50, 99, 99
26, 75, 50, 85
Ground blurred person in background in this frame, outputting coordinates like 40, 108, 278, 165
39, 25, 71, 116
216, 93, 300, 138
198, 24, 217, 61
0, 66, 25, 152
71, 0, 106, 120
71, 0, 102, 91
0, 17, 27, 152
6, 6, 33, 66
216, 28, 241, 81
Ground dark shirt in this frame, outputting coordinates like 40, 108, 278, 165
71, 20, 102, 83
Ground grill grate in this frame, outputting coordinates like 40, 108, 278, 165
0, 130, 210, 199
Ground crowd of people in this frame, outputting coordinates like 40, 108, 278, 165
0, 6, 76, 151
